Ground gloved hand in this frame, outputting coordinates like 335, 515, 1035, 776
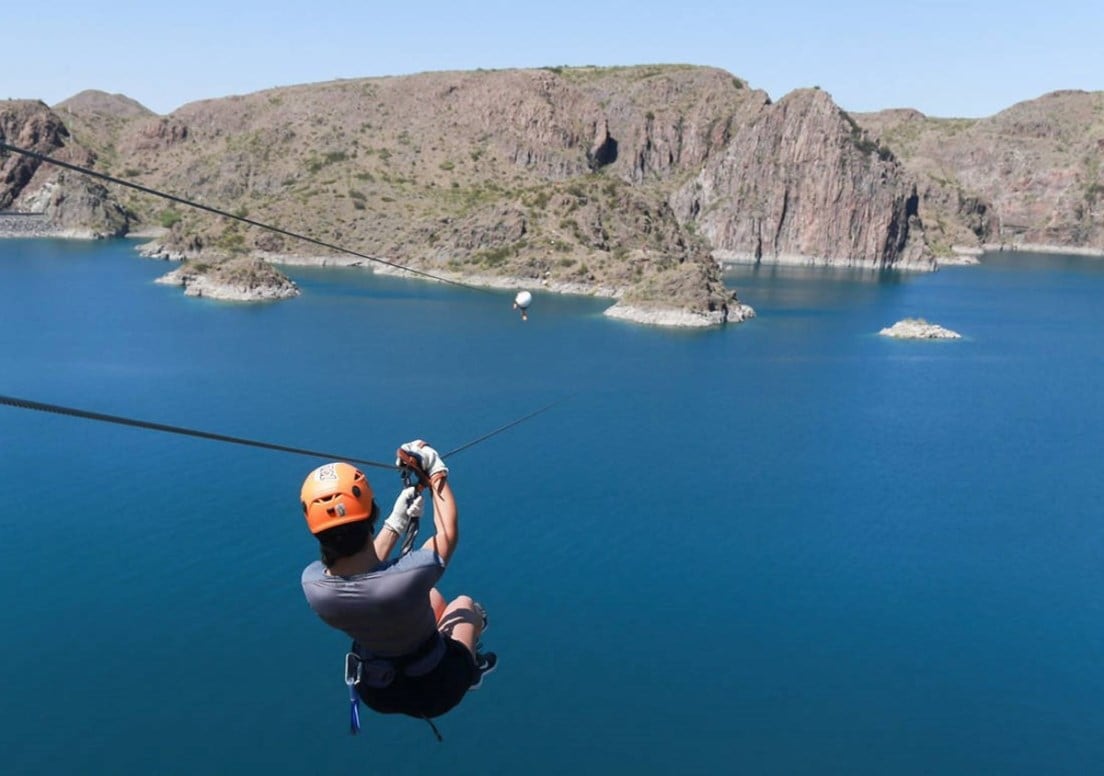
384, 486, 424, 535
398, 440, 449, 482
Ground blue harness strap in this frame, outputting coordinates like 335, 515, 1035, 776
344, 651, 362, 735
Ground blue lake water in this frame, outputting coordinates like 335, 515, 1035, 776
1, 240, 1103, 774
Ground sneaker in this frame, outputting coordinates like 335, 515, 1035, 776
469, 652, 498, 690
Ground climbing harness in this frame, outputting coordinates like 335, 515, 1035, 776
343, 636, 446, 741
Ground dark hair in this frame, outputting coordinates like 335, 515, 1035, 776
316, 501, 378, 567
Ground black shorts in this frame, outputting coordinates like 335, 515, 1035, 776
356, 637, 477, 719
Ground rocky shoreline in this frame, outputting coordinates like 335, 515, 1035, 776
980, 242, 1104, 258
385, 264, 754, 326
604, 300, 757, 327
3, 228, 1099, 326
315, 256, 756, 326
715, 250, 937, 272
0, 213, 107, 239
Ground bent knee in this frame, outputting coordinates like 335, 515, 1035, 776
438, 596, 481, 642
449, 595, 475, 610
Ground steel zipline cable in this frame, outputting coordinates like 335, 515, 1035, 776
0, 393, 558, 468
0, 141, 494, 294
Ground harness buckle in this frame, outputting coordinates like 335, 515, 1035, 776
345, 652, 363, 735
345, 651, 362, 687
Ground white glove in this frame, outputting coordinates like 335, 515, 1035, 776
384, 486, 424, 535
398, 440, 449, 481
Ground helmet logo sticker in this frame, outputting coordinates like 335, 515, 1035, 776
317, 464, 338, 482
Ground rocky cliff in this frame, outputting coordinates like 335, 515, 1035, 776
672, 89, 930, 269
0, 100, 129, 237
855, 90, 1104, 254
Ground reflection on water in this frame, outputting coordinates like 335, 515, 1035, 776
979, 249, 1104, 274
724, 261, 908, 315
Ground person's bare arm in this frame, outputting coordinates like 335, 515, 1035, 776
421, 475, 458, 562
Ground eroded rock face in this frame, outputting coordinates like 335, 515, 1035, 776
568, 66, 764, 183
118, 117, 189, 153
1, 101, 72, 209
36, 173, 129, 237
0, 100, 129, 236
856, 90, 1104, 254
672, 89, 932, 270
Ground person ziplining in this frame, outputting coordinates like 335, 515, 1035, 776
300, 440, 495, 738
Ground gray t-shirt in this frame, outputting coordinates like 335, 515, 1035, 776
302, 548, 445, 661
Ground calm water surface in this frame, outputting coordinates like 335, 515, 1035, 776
1, 241, 1102, 774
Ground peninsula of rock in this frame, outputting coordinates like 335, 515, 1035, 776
154, 256, 299, 301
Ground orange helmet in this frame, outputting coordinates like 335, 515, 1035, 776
301, 462, 376, 534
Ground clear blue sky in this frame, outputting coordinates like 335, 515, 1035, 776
7, 0, 1102, 118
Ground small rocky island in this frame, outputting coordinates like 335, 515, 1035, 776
879, 318, 961, 339
155, 257, 299, 301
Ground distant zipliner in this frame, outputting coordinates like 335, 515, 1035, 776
513, 290, 532, 320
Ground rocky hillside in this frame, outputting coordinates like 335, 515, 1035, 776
855, 90, 1104, 253
3, 68, 1101, 319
